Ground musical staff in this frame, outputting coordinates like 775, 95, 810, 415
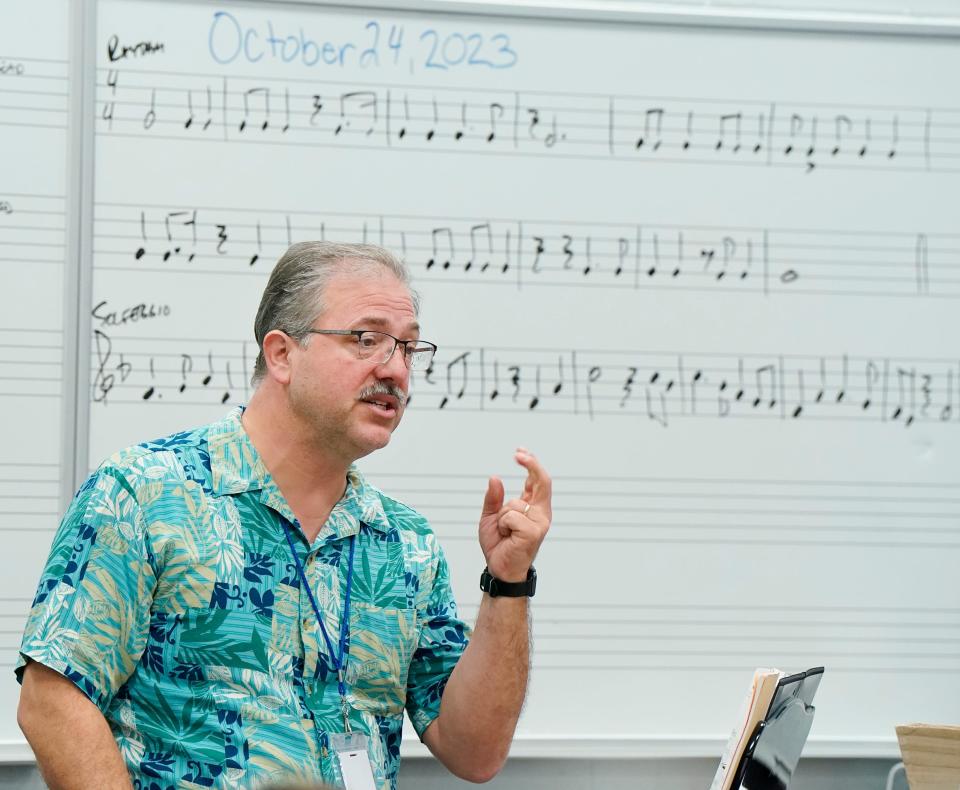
90, 331, 251, 407
0, 328, 63, 399
526, 601, 960, 673
92, 67, 960, 173
0, 463, 60, 532
91, 203, 960, 300
0, 27, 69, 669
374, 471, 960, 546
87, 334, 959, 429
0, 55, 68, 131
368, 470, 960, 673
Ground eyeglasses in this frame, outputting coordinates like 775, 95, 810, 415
305, 329, 437, 371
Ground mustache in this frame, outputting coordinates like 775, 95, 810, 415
359, 381, 407, 409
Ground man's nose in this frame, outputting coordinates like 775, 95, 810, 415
378, 343, 410, 386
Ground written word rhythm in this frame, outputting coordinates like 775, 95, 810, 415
208, 12, 517, 71
102, 207, 942, 300
96, 70, 946, 173
91, 335, 959, 430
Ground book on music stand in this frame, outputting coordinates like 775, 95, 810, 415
711, 666, 824, 790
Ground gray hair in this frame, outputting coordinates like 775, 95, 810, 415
252, 241, 419, 385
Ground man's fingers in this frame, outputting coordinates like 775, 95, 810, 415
481, 476, 505, 518
497, 498, 532, 520
514, 448, 553, 507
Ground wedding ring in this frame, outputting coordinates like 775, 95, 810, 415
522, 503, 531, 516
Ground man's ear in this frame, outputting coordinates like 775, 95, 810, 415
261, 330, 297, 385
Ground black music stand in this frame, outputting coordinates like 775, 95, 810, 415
731, 667, 824, 790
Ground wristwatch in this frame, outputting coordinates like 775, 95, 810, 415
479, 566, 537, 598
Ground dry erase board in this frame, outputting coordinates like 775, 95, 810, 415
3, 0, 960, 760
0, 0, 72, 759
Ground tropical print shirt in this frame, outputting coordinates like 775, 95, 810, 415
17, 408, 470, 790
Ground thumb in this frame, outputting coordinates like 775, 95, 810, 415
481, 476, 504, 518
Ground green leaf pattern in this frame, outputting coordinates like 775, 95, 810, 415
17, 408, 470, 789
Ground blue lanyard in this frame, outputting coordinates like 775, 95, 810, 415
282, 520, 357, 728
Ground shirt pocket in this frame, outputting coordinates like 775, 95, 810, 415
346, 601, 417, 715
175, 607, 273, 675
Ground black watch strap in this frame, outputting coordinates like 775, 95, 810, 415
479, 566, 537, 598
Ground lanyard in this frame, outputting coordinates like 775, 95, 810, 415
282, 520, 358, 731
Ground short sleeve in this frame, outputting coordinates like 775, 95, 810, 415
405, 543, 471, 737
16, 466, 157, 713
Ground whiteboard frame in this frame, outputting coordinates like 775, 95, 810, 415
0, 735, 902, 764
63, 0, 97, 502
11, 0, 947, 767
254, 0, 960, 36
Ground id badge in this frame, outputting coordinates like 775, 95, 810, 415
330, 732, 377, 790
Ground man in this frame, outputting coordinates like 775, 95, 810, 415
17, 242, 552, 789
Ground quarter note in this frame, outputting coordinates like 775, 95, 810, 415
135, 210, 147, 259
249, 221, 262, 266
792, 369, 805, 418
426, 97, 438, 140
862, 360, 880, 410
398, 94, 410, 139
859, 118, 872, 157
553, 357, 565, 396
143, 357, 158, 400
454, 101, 467, 141
487, 102, 504, 142
529, 366, 541, 409
202, 351, 213, 386
753, 112, 765, 154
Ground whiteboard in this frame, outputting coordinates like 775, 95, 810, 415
9, 0, 960, 760
0, 0, 71, 761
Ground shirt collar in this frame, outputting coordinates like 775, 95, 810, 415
207, 407, 390, 538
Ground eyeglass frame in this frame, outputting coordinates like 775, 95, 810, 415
303, 329, 438, 370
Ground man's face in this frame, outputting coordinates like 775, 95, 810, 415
287, 267, 419, 462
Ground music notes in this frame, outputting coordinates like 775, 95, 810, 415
88, 335, 960, 429
91, 330, 251, 407
91, 66, 957, 173
93, 203, 960, 300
